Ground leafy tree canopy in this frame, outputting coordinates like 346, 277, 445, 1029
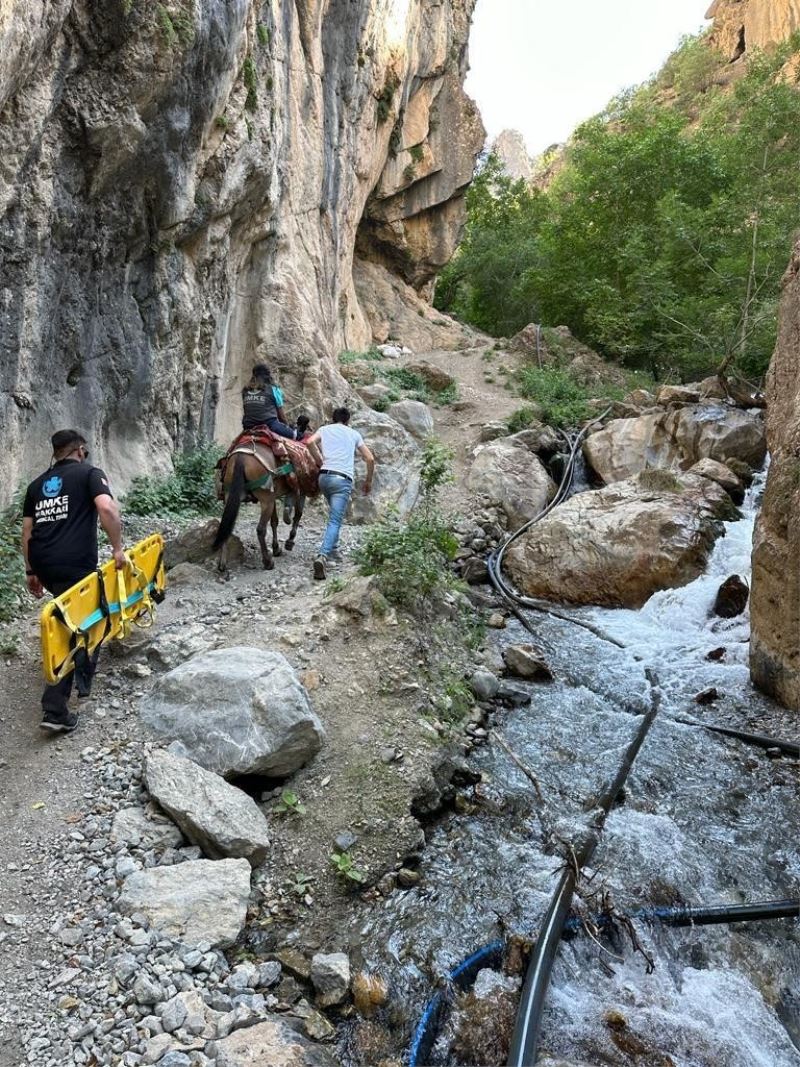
436, 31, 800, 382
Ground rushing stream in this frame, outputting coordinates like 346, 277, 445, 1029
352, 470, 800, 1066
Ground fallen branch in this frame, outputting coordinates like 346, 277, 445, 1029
493, 730, 544, 802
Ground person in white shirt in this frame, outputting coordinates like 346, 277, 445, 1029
306, 407, 375, 580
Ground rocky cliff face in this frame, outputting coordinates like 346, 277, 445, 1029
0, 0, 484, 497
707, 0, 800, 60
491, 129, 533, 181
750, 241, 800, 707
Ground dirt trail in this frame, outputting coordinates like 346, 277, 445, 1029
0, 344, 507, 1065
395, 342, 523, 511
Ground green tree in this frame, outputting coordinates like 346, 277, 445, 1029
437, 33, 800, 382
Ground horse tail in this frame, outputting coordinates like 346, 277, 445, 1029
213, 455, 245, 550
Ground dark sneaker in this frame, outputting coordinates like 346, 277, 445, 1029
40, 711, 78, 734
313, 556, 327, 581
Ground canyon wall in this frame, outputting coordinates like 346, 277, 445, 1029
707, 0, 800, 60
0, 0, 484, 496
750, 243, 800, 708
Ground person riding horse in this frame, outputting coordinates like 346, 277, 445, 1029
242, 364, 300, 439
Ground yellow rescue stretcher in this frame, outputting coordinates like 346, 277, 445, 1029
40, 533, 167, 684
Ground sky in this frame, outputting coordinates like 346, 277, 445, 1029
466, 0, 711, 156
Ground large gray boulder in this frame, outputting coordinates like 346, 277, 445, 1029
348, 408, 421, 523
144, 749, 270, 866
467, 433, 556, 531
506, 470, 736, 609
207, 1016, 338, 1067
584, 404, 766, 485
140, 648, 324, 778
387, 399, 435, 441
118, 859, 251, 949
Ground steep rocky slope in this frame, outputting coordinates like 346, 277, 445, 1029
750, 241, 800, 707
0, 0, 484, 498
707, 0, 800, 60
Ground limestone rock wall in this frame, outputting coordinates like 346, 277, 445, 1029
0, 0, 484, 498
707, 0, 800, 60
750, 241, 800, 707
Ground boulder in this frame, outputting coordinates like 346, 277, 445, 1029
207, 1016, 338, 1066
689, 458, 745, 505
471, 670, 500, 701
502, 644, 554, 681
405, 360, 456, 392
584, 404, 766, 485
165, 520, 243, 570
140, 648, 324, 778
713, 575, 750, 619
387, 399, 435, 441
348, 408, 420, 524
118, 859, 251, 949
357, 383, 392, 408
505, 470, 735, 609
511, 424, 562, 455
656, 384, 702, 406
327, 575, 389, 618
724, 456, 755, 487
144, 749, 271, 866
376, 343, 411, 358
467, 434, 556, 531
310, 952, 351, 1007
461, 557, 489, 585
110, 807, 184, 850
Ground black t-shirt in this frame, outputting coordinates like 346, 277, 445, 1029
24, 460, 113, 581
242, 386, 279, 430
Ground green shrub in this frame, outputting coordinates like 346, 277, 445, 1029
515, 367, 592, 428
658, 32, 726, 99
409, 143, 424, 164
243, 56, 258, 112
256, 22, 270, 46
434, 383, 457, 407
376, 75, 399, 123
507, 406, 540, 434
381, 367, 429, 402
355, 440, 457, 609
124, 443, 224, 517
0, 490, 27, 625
156, 2, 194, 48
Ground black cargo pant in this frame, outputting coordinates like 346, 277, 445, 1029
40, 573, 101, 718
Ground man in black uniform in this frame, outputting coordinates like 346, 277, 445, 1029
22, 429, 125, 733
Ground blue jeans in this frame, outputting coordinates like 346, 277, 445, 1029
319, 473, 353, 557
265, 418, 297, 440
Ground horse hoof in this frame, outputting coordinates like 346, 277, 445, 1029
263, 559, 275, 571
285, 539, 295, 551
273, 546, 283, 558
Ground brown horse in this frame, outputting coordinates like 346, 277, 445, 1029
212, 442, 305, 572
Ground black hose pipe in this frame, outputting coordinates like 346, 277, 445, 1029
408, 899, 798, 1066
677, 717, 800, 758
506, 671, 663, 1067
